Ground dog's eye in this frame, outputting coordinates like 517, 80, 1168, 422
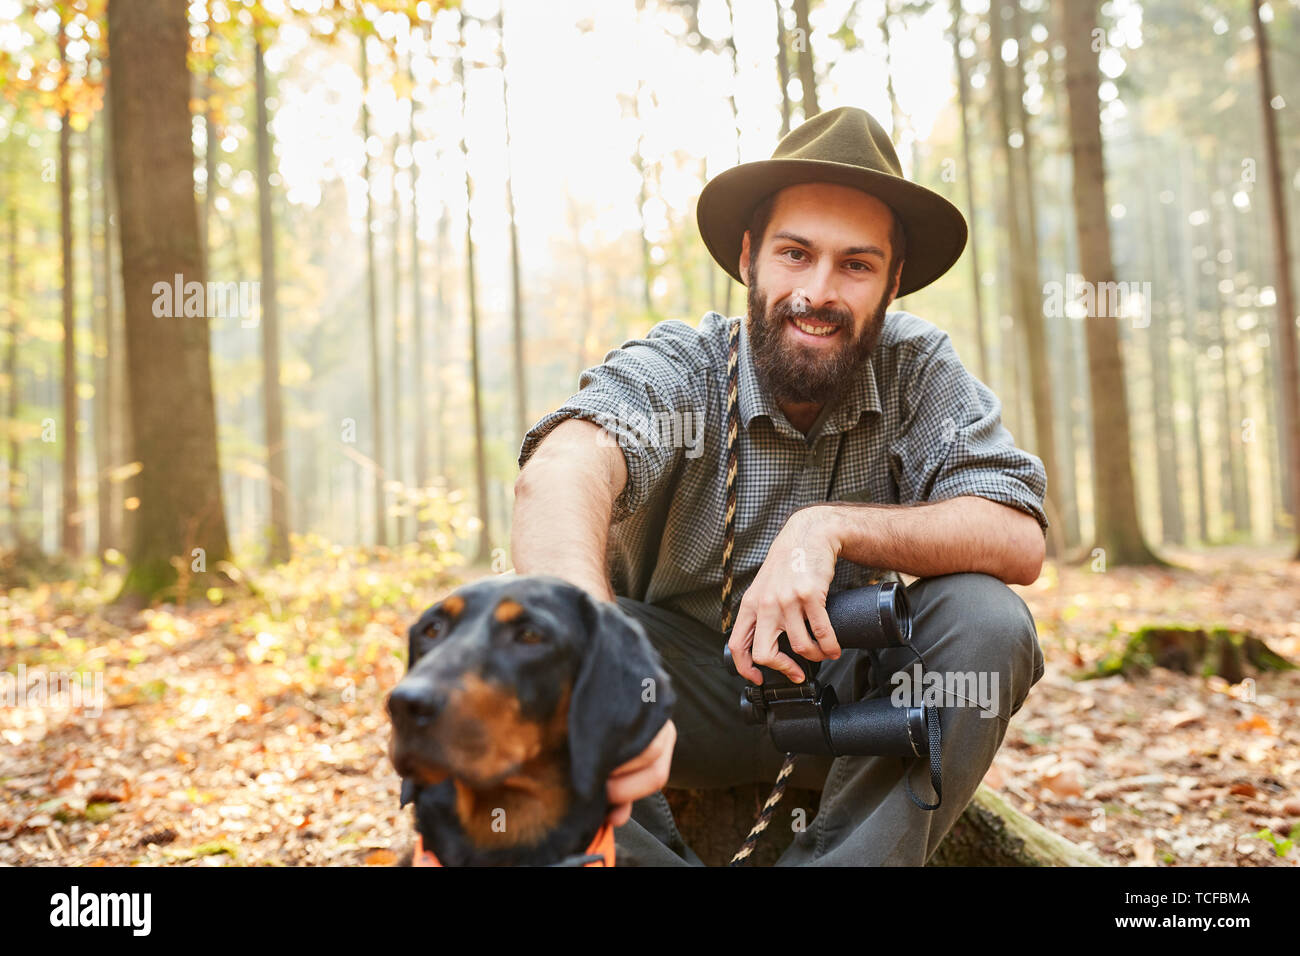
516, 628, 546, 645
423, 619, 443, 640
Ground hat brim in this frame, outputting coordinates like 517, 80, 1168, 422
696, 158, 968, 299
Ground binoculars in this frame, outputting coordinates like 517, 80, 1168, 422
723, 582, 931, 759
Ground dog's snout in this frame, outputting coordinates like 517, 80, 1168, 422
388, 680, 441, 728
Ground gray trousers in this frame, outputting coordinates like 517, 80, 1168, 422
612, 572, 1045, 866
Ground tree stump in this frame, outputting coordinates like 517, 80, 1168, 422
666, 783, 1106, 866
1088, 625, 1295, 683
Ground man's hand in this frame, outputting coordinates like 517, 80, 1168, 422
604, 718, 675, 827
728, 505, 841, 685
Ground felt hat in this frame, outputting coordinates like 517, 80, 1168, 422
696, 106, 968, 297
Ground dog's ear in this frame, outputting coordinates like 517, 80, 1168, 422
567, 593, 676, 803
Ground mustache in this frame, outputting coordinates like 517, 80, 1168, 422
771, 296, 851, 328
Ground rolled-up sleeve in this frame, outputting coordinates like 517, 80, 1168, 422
517, 321, 707, 524
888, 333, 1049, 535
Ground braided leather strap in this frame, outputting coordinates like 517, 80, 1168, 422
721, 316, 798, 867
720, 316, 741, 635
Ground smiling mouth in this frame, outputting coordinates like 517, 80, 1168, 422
788, 314, 841, 338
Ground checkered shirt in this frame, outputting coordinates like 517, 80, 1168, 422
517, 310, 1048, 637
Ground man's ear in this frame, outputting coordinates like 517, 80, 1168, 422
567, 593, 676, 803
738, 230, 752, 286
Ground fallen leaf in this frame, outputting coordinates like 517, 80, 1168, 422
1132, 837, 1156, 866
1235, 714, 1275, 735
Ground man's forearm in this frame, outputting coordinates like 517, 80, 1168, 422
810, 495, 1045, 586
511, 425, 622, 602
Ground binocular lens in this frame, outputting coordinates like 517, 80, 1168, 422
824, 581, 912, 649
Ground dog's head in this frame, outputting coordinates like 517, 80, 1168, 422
388, 575, 674, 817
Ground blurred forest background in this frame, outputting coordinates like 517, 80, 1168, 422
0, 0, 1296, 594
0, 0, 1299, 867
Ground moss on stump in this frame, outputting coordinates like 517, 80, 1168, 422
1087, 625, 1295, 682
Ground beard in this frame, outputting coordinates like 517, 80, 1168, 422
745, 258, 890, 409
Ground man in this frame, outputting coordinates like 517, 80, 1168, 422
512, 107, 1047, 865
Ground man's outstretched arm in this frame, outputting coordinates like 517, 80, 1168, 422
511, 417, 624, 602
511, 417, 674, 826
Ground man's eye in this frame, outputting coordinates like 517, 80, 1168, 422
847, 260, 871, 272
783, 248, 807, 261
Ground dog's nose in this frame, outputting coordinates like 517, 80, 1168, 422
387, 681, 441, 728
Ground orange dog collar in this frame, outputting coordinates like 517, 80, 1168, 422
412, 821, 616, 867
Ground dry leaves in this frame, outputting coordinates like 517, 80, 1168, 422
3, 543, 1298, 866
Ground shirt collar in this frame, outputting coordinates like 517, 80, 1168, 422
735, 313, 883, 442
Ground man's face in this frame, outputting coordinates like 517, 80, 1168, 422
739, 183, 903, 410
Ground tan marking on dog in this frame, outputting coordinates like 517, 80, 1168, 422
441, 594, 465, 620
453, 758, 572, 849
446, 674, 545, 781
493, 598, 525, 623
448, 679, 575, 849
544, 683, 571, 746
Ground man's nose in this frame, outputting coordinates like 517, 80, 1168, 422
793, 261, 841, 314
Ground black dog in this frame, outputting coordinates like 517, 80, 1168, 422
387, 574, 674, 866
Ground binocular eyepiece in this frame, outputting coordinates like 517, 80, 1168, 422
723, 581, 931, 759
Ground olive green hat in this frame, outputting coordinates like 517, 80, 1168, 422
696, 106, 968, 297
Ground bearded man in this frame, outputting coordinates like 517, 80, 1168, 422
513, 107, 1048, 866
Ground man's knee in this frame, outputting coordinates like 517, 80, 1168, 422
907, 572, 1044, 718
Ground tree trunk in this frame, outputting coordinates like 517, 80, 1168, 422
498, 3, 528, 451
1051, 140, 1083, 549
773, 0, 791, 139
992, 0, 1059, 558
1176, 147, 1210, 543
101, 59, 134, 557
254, 36, 290, 564
1008, 0, 1061, 557
1250, 0, 1300, 560
359, 32, 387, 548
5, 149, 20, 546
791, 0, 818, 119
1135, 134, 1184, 545
948, 0, 989, 383
108, 0, 233, 603
456, 11, 491, 565
90, 103, 112, 555
568, 191, 595, 377
434, 206, 448, 483
390, 129, 406, 545
408, 41, 429, 532
1209, 149, 1252, 539
1059, 0, 1161, 566
58, 13, 80, 556
927, 785, 1105, 865
879, 0, 904, 161
202, 59, 219, 280
722, 0, 743, 318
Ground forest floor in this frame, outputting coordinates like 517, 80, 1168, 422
1, 541, 1298, 867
